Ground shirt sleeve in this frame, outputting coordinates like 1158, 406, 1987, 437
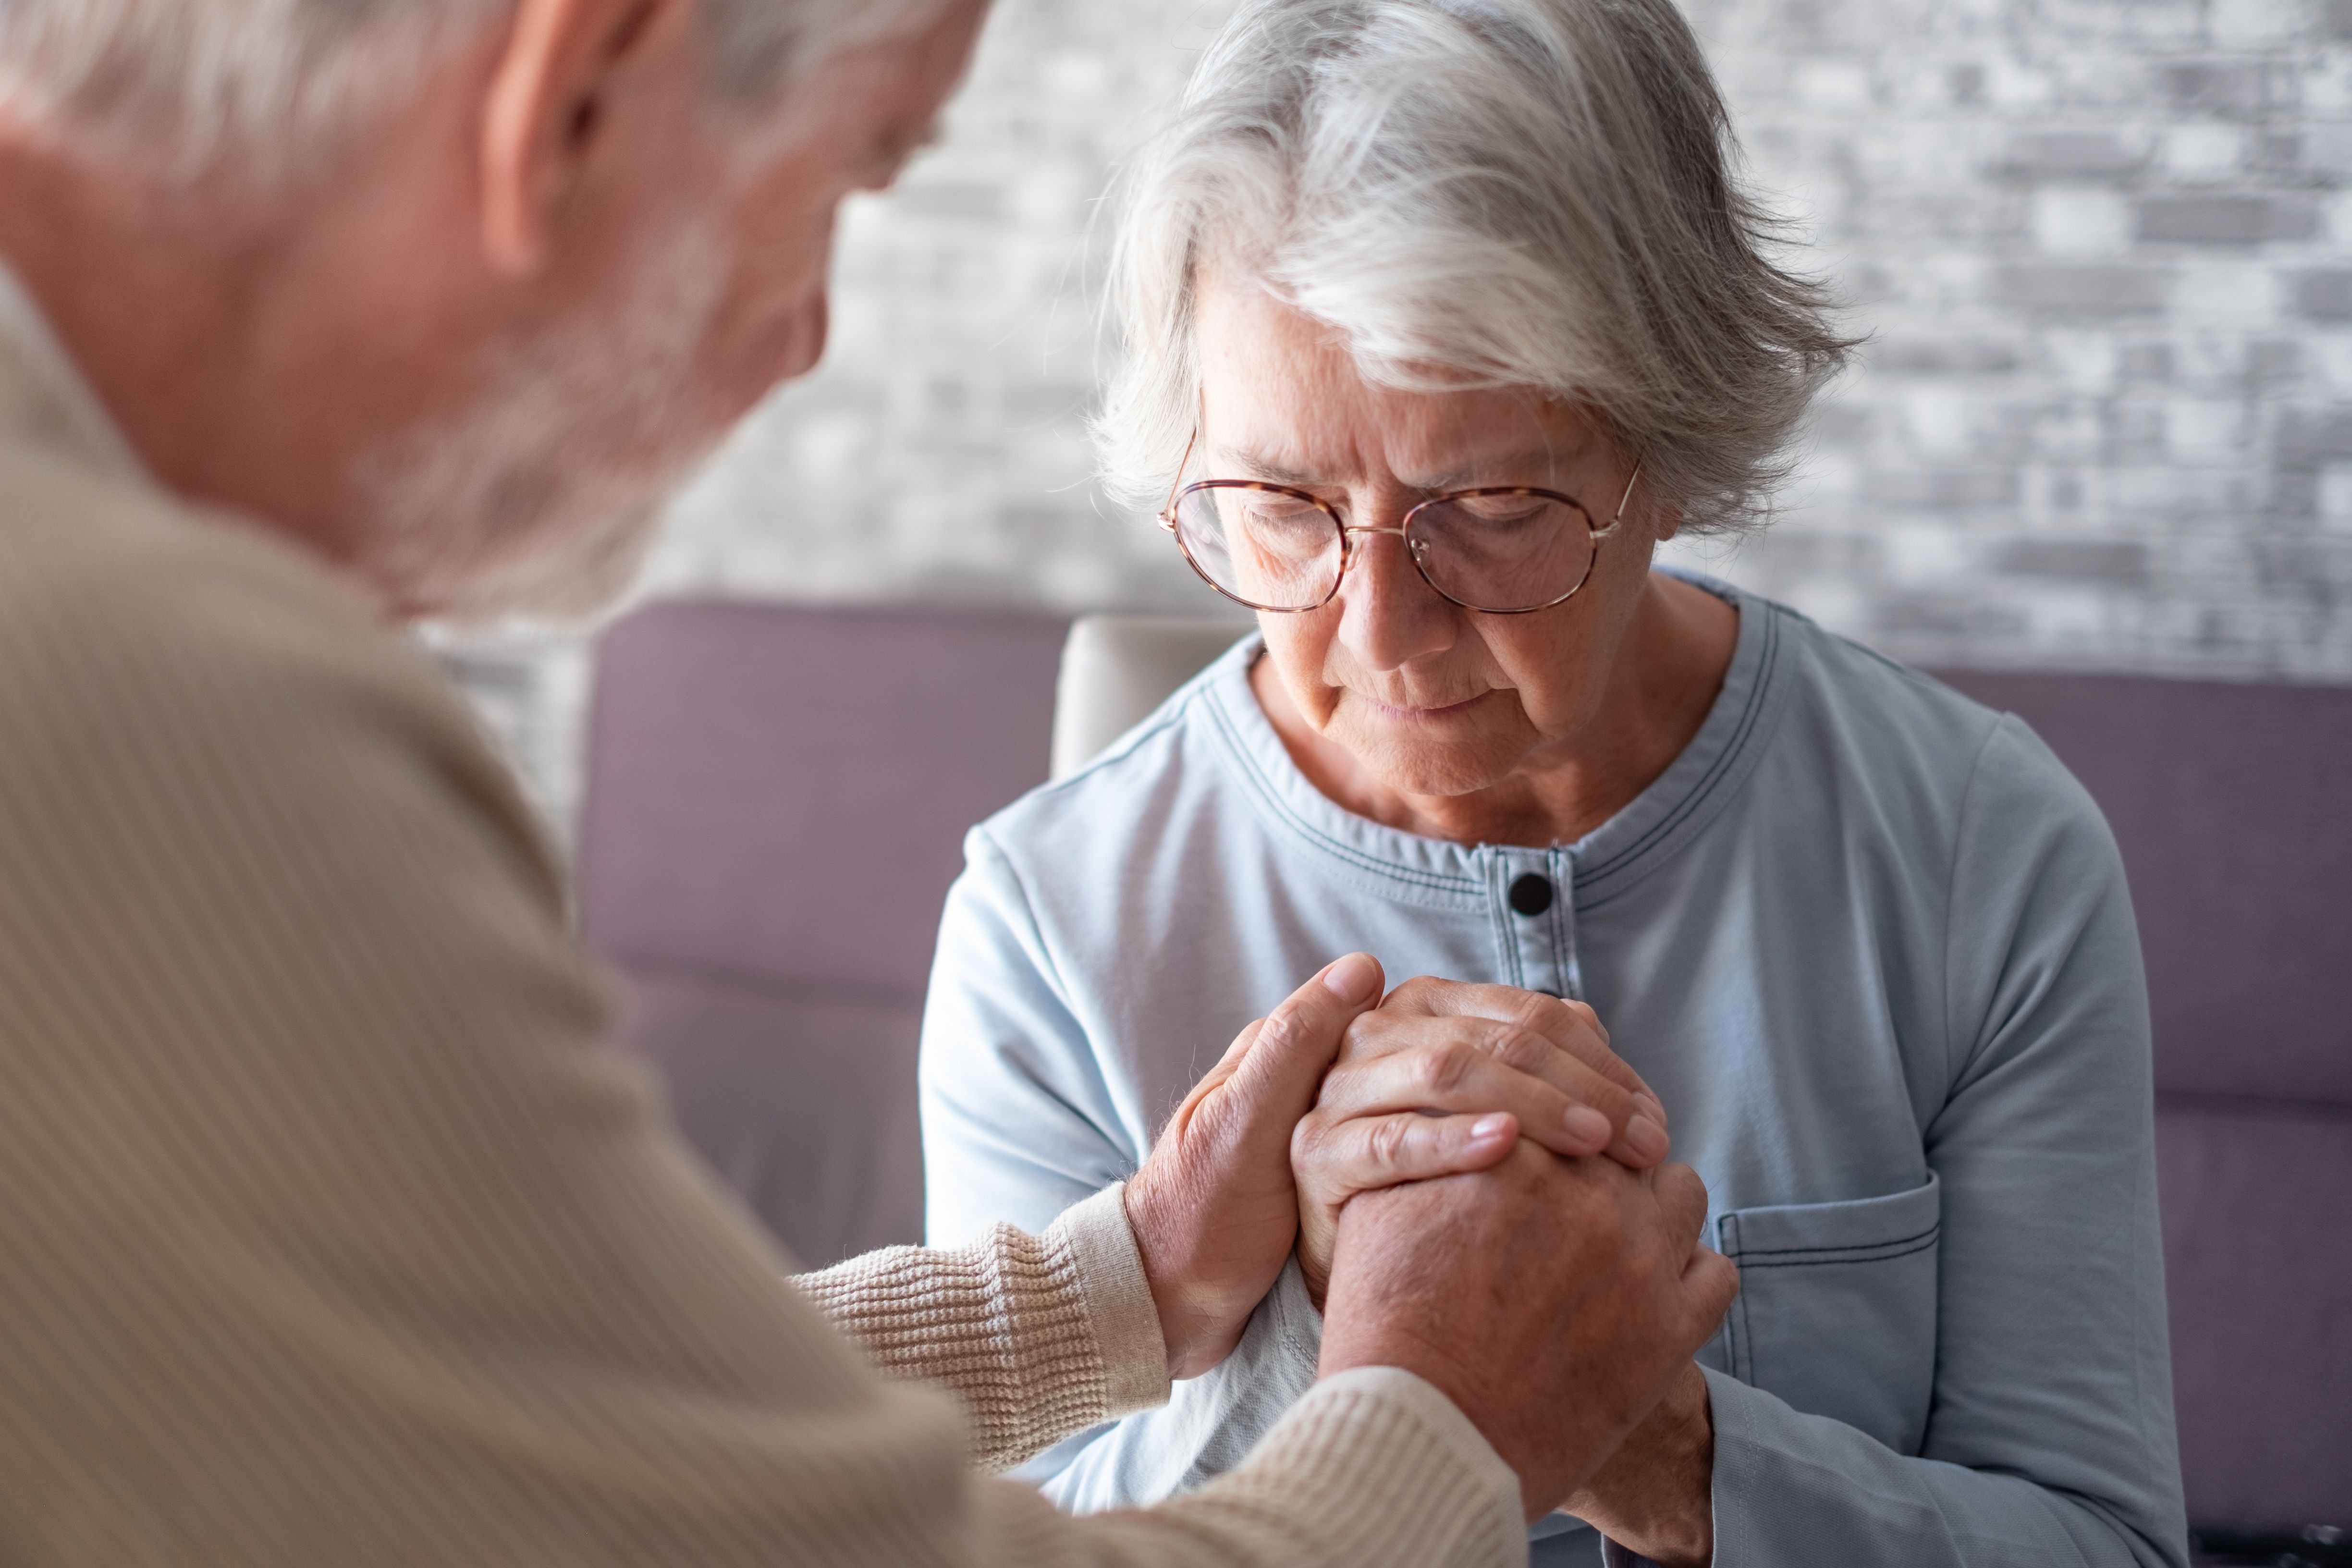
0, 505, 1527, 1568
918, 826, 1146, 1243
1672, 716, 2189, 1568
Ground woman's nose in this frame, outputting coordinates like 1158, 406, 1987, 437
1334, 527, 1459, 672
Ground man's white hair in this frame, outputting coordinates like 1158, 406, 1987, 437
1098, 0, 1852, 533
0, 0, 943, 180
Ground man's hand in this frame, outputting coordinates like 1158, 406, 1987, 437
1289, 979, 1671, 1305
1121, 954, 1389, 1379
1565, 1360, 1717, 1568
1317, 1144, 1738, 1522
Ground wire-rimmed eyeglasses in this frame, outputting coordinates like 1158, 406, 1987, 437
1157, 430, 1644, 614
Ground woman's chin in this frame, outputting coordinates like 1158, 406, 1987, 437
1334, 724, 1524, 803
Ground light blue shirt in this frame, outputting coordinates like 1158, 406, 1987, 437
919, 575, 2188, 1567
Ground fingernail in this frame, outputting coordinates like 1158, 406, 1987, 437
1563, 1104, 1611, 1146
1626, 1115, 1670, 1161
1638, 1092, 1669, 1127
1322, 953, 1381, 1005
1470, 1113, 1513, 1140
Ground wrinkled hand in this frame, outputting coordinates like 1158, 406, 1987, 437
1565, 1359, 1716, 1568
1290, 978, 1671, 1305
1318, 1144, 1738, 1521
1121, 953, 1386, 1379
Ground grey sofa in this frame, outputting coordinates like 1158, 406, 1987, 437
576, 599, 2350, 1543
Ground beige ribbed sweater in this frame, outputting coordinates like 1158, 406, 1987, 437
0, 316, 1526, 1566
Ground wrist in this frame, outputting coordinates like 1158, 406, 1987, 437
1573, 1362, 1715, 1568
1120, 1176, 1228, 1377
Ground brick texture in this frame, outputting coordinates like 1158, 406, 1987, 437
439, 0, 2352, 839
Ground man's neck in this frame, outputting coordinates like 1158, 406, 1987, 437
0, 132, 462, 597
0, 248, 145, 476
0, 144, 284, 505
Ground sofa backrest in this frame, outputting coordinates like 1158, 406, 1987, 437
576, 600, 1067, 1266
579, 600, 1069, 1002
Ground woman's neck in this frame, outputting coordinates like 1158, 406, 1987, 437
1252, 572, 1740, 847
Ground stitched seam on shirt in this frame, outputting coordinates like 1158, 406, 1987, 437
1201, 691, 1483, 898
1575, 606, 1787, 908
1725, 1221, 1942, 1259
1484, 853, 1520, 988
1732, 1233, 1941, 1269
1580, 605, 1776, 881
1938, 716, 2009, 1099
1545, 846, 1569, 994
1725, 1213, 1752, 1383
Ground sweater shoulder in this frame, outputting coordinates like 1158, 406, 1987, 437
0, 441, 557, 896
0, 440, 411, 698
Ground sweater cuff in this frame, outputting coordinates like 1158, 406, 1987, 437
1043, 1182, 1170, 1417
1242, 1367, 1528, 1568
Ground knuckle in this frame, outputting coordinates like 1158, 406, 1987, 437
1366, 1115, 1413, 1169
1388, 975, 1441, 1008
1291, 1114, 1326, 1157
1486, 1024, 1551, 1073
1505, 988, 1556, 1028
1252, 1005, 1300, 1051
1417, 1041, 1474, 1095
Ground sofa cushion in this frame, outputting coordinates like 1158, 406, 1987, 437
2156, 1096, 2352, 1525
610, 964, 924, 1270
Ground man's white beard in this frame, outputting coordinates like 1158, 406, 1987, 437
356, 218, 734, 623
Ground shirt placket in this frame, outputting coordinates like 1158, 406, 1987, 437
1485, 845, 1582, 1001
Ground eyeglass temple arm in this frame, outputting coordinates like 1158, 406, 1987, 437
1592, 457, 1644, 539
1158, 428, 1201, 529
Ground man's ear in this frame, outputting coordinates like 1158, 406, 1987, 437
479, 0, 674, 276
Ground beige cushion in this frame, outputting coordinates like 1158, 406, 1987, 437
1050, 614, 1251, 780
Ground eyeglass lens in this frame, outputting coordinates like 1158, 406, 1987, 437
1171, 485, 1599, 612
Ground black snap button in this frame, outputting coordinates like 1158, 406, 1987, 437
1507, 873, 1554, 917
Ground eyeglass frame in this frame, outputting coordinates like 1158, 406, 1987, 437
1156, 427, 1646, 615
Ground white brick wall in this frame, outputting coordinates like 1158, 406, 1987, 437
441, 0, 2352, 837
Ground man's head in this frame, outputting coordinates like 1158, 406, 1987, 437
0, 0, 989, 618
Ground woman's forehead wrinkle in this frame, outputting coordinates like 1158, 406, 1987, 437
1407, 446, 1581, 490
1224, 449, 1332, 486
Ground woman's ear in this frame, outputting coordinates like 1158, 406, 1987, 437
478, 0, 677, 276
1651, 502, 1687, 543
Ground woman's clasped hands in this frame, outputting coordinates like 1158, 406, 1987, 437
1289, 972, 1672, 1307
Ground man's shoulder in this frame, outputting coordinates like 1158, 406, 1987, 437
0, 441, 450, 727
0, 442, 543, 877
3, 437, 358, 649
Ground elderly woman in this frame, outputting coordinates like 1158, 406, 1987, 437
919, 1, 2186, 1564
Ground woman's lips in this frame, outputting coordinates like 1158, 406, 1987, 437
1353, 691, 1489, 723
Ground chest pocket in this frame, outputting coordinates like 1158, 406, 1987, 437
1711, 1172, 1941, 1456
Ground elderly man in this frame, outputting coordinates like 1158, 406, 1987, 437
0, 0, 1738, 1565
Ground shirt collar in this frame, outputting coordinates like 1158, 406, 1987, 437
0, 252, 147, 478
1198, 568, 1790, 910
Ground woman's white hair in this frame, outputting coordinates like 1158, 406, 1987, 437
1098, 0, 1852, 533
0, 0, 942, 181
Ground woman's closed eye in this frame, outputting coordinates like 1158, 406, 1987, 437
1234, 497, 1335, 545
1441, 494, 1554, 531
